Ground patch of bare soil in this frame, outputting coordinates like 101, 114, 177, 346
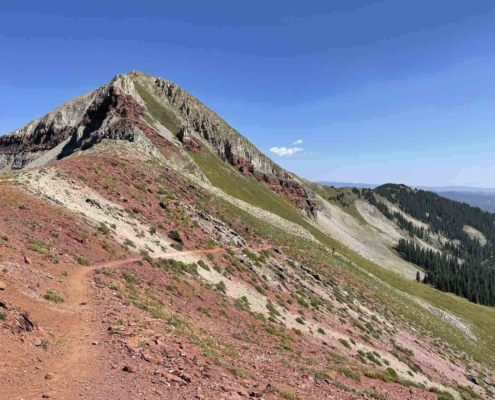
463, 225, 487, 246
0, 184, 121, 399
315, 197, 418, 279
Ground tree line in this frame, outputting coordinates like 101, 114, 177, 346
362, 188, 426, 238
398, 239, 495, 306
360, 184, 495, 306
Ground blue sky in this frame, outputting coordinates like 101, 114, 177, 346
1, 1, 495, 187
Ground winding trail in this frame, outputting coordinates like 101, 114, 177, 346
87, 247, 226, 272
3, 245, 281, 399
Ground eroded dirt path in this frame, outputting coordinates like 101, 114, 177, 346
87, 247, 226, 272
1, 247, 229, 399
2, 264, 99, 399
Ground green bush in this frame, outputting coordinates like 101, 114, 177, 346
213, 264, 222, 273
198, 306, 212, 318
386, 367, 398, 379
242, 248, 258, 262
198, 260, 210, 271
235, 296, 250, 311
75, 255, 90, 266
338, 338, 351, 349
96, 223, 109, 235
168, 230, 183, 243
124, 238, 136, 248
44, 289, 64, 303
341, 367, 361, 382
122, 272, 140, 285
216, 281, 227, 293
365, 351, 382, 366
255, 285, 265, 295
266, 301, 281, 317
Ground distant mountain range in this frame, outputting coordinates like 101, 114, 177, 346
318, 182, 495, 213
437, 191, 495, 213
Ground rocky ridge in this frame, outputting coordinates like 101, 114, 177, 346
0, 71, 318, 216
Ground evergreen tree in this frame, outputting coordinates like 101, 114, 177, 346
367, 184, 495, 307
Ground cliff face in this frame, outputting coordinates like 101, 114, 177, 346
0, 71, 317, 216
130, 72, 318, 216
0, 75, 145, 170
0, 90, 97, 169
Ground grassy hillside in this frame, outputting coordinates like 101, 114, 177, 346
213, 188, 495, 370
190, 147, 310, 225
308, 182, 368, 225
191, 152, 495, 369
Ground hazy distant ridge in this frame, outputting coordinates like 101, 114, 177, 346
319, 181, 495, 213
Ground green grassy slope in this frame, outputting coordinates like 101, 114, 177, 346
134, 81, 181, 135
192, 149, 495, 369
306, 182, 368, 225
190, 147, 309, 224
213, 189, 495, 370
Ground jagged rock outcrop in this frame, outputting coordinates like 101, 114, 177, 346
129, 71, 318, 216
0, 71, 317, 216
0, 74, 160, 170
0, 90, 97, 169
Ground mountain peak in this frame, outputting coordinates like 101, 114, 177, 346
0, 72, 318, 216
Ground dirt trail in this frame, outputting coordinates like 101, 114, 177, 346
87, 247, 225, 271
86, 245, 280, 272
4, 245, 279, 399
2, 262, 99, 399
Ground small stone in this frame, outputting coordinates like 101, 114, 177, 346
123, 365, 136, 373
24, 256, 32, 265
180, 372, 192, 383
45, 373, 54, 380
142, 353, 159, 364
0, 281, 6, 291
164, 373, 183, 383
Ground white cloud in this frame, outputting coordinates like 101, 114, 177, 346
293, 139, 302, 144
270, 147, 303, 157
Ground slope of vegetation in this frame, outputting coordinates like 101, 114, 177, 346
134, 80, 181, 135
209, 185, 495, 370
367, 184, 495, 306
307, 182, 368, 224
190, 147, 308, 224
374, 183, 495, 247
192, 153, 495, 365
398, 238, 495, 305
187, 152, 495, 368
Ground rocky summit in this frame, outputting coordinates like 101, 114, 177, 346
0, 71, 494, 400
0, 71, 318, 217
